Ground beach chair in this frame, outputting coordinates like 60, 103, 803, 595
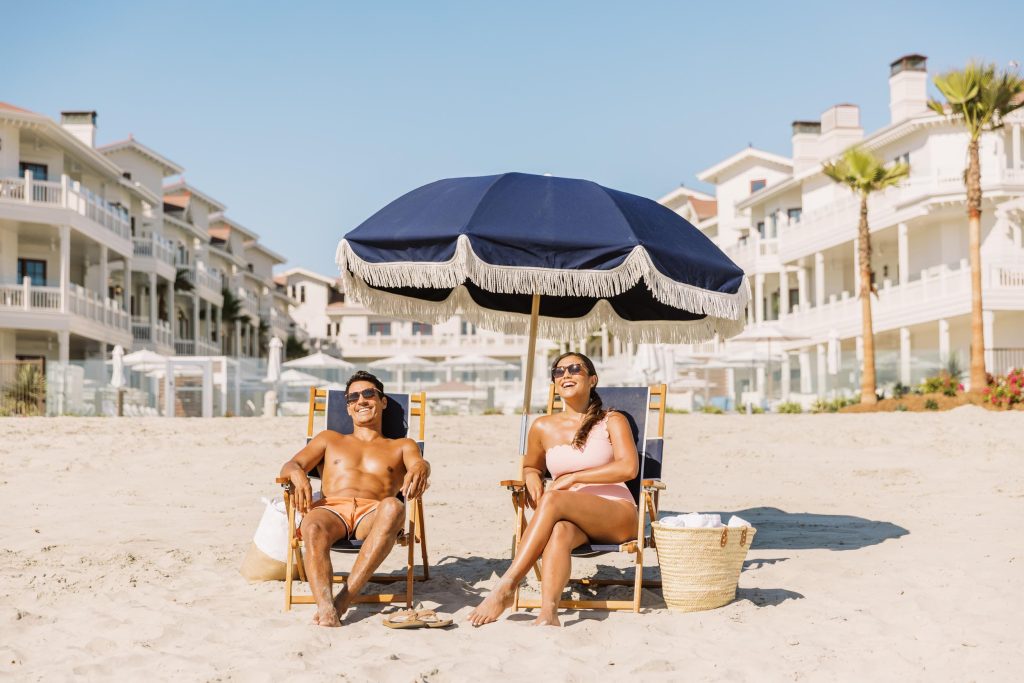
277, 387, 430, 611
501, 384, 667, 612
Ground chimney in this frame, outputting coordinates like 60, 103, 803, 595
60, 110, 97, 147
889, 54, 928, 124
818, 104, 863, 159
791, 120, 821, 173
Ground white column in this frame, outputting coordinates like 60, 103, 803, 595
58, 330, 70, 365
799, 348, 812, 394
755, 365, 766, 396
816, 343, 827, 397
814, 252, 825, 307
600, 325, 608, 364
938, 319, 950, 366
59, 225, 70, 313
897, 223, 909, 286
98, 245, 108, 302
234, 319, 241, 357
1012, 124, 1021, 169
192, 294, 200, 349
983, 310, 995, 371
899, 327, 911, 385
725, 367, 736, 408
797, 267, 808, 311
148, 273, 157, 330
754, 273, 765, 323
779, 269, 789, 319
781, 354, 791, 401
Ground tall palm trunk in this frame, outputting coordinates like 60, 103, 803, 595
857, 193, 877, 404
966, 137, 987, 392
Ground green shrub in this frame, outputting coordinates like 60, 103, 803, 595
920, 372, 961, 397
983, 368, 1024, 409
894, 403, 908, 412
810, 395, 859, 413
700, 404, 724, 415
892, 382, 910, 399
777, 402, 803, 414
924, 398, 939, 411
482, 407, 504, 415
665, 406, 690, 414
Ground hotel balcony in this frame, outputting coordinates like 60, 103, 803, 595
724, 237, 780, 274
0, 173, 132, 251
0, 279, 131, 346
132, 233, 176, 280
181, 260, 224, 306
131, 316, 174, 352
766, 260, 1024, 344
174, 339, 220, 356
777, 168, 1024, 262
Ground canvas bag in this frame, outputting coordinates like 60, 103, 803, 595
239, 496, 296, 582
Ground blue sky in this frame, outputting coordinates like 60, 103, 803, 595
3, 1, 1021, 274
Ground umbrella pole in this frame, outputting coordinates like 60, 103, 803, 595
518, 294, 541, 476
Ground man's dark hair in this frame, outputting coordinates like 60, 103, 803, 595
345, 370, 384, 394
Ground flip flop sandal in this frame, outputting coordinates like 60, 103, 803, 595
382, 609, 425, 629
415, 609, 453, 628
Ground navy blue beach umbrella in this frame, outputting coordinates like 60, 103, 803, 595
336, 172, 748, 449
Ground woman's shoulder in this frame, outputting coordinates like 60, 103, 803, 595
602, 410, 629, 429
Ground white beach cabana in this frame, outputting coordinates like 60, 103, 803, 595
368, 354, 439, 392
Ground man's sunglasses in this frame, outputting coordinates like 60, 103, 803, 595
551, 363, 585, 381
345, 388, 382, 404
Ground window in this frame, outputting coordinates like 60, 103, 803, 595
893, 153, 910, 168
122, 171, 132, 180
756, 221, 765, 238
299, 285, 306, 303
412, 322, 433, 336
247, 263, 254, 273
18, 162, 48, 181
326, 323, 333, 337
787, 208, 802, 224
749, 178, 766, 194
769, 212, 778, 238
17, 258, 46, 286
460, 321, 476, 335
369, 322, 391, 336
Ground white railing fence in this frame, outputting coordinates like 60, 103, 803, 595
0, 173, 131, 240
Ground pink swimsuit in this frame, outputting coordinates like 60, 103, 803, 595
545, 417, 635, 506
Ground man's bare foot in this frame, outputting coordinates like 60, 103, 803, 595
467, 579, 515, 627
531, 611, 561, 627
313, 606, 341, 627
332, 586, 353, 619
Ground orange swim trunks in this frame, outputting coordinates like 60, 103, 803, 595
308, 497, 382, 538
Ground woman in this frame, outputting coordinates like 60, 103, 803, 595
468, 352, 639, 627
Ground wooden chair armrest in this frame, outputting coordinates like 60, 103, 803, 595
500, 479, 526, 489
275, 477, 290, 485
642, 479, 667, 490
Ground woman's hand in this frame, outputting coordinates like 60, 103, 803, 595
547, 473, 578, 492
524, 471, 544, 509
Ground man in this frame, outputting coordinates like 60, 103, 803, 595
279, 370, 429, 627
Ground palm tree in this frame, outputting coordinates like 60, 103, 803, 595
219, 287, 242, 354
823, 147, 909, 404
929, 61, 1024, 393
173, 268, 195, 293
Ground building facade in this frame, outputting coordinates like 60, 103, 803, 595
662, 55, 1024, 403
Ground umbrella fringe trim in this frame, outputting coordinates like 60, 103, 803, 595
337, 237, 750, 322
339, 276, 746, 345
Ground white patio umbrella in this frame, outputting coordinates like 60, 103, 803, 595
368, 354, 438, 392
631, 344, 661, 384
109, 345, 126, 389
265, 336, 283, 383
279, 368, 322, 386
440, 354, 516, 383
282, 350, 356, 372
122, 349, 168, 371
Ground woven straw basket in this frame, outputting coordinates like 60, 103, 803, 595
651, 523, 757, 612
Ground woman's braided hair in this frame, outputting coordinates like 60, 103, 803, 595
551, 352, 606, 449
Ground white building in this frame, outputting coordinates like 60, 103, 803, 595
1, 103, 297, 377
662, 54, 1024, 404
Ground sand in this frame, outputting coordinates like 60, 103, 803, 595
1, 410, 1022, 681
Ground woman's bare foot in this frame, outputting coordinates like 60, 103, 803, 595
531, 611, 561, 627
467, 579, 515, 627
312, 606, 341, 627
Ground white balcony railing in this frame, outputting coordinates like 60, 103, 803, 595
725, 237, 779, 271
0, 173, 131, 240
0, 280, 128, 332
133, 233, 176, 268
339, 333, 531, 355
132, 317, 173, 348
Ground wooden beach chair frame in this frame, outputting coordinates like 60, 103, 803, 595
276, 387, 430, 611
501, 384, 667, 613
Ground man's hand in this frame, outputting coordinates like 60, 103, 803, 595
547, 473, 578, 492
290, 470, 314, 514
524, 471, 544, 509
401, 460, 430, 500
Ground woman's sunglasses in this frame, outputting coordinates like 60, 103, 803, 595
345, 388, 382, 404
551, 363, 585, 381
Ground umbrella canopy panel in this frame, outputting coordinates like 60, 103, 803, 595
338, 172, 748, 343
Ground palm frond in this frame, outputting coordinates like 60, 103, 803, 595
822, 147, 907, 195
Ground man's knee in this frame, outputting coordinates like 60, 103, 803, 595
376, 497, 405, 528
301, 516, 333, 547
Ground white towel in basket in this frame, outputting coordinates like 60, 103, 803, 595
660, 513, 723, 528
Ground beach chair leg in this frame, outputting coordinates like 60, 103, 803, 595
294, 545, 307, 583
632, 547, 644, 613
284, 543, 295, 612
405, 517, 415, 608
416, 499, 430, 580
